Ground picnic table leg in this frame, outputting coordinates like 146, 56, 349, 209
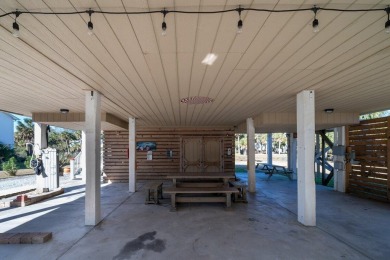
226, 193, 232, 208
170, 194, 177, 212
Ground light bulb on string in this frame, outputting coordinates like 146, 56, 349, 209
161, 9, 168, 36
12, 11, 20, 37
312, 6, 319, 33
385, 6, 390, 34
237, 7, 243, 34
87, 9, 94, 36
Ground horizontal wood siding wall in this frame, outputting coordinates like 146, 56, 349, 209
347, 117, 389, 202
103, 131, 129, 182
103, 128, 235, 182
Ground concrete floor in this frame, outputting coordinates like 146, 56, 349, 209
1, 173, 389, 260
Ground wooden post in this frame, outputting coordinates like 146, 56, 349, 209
247, 118, 256, 193
85, 90, 101, 226
387, 118, 390, 201
345, 126, 351, 193
129, 118, 136, 192
297, 90, 316, 226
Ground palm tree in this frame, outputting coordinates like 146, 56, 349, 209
14, 118, 34, 147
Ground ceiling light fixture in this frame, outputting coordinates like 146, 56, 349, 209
60, 108, 69, 114
237, 6, 243, 34
161, 8, 168, 36
385, 6, 390, 33
324, 108, 334, 113
180, 96, 214, 105
202, 53, 218, 65
87, 9, 94, 36
12, 10, 20, 37
312, 6, 319, 33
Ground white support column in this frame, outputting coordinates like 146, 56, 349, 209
85, 90, 101, 226
334, 126, 346, 192
267, 133, 273, 165
291, 134, 297, 180
246, 118, 256, 192
81, 131, 86, 182
34, 123, 48, 193
129, 118, 136, 192
297, 90, 316, 226
315, 134, 320, 179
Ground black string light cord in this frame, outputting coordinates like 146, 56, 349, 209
2, 5, 390, 36
1, 6, 389, 18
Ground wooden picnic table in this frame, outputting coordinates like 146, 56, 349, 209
164, 172, 237, 210
166, 172, 235, 187
256, 163, 293, 180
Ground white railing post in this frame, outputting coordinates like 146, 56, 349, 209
70, 158, 75, 179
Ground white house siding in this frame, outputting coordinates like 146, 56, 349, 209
0, 112, 16, 148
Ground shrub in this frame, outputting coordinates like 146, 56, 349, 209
2, 157, 18, 176
24, 156, 33, 169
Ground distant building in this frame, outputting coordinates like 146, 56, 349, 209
0, 112, 17, 148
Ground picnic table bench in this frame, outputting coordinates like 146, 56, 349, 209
164, 187, 239, 211
256, 163, 293, 180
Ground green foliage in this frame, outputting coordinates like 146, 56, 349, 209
0, 143, 15, 164
24, 156, 32, 169
48, 130, 81, 168
14, 118, 34, 148
2, 157, 18, 176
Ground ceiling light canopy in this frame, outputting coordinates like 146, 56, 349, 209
324, 108, 334, 113
202, 53, 218, 66
180, 96, 214, 105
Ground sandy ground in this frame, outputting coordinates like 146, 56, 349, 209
0, 169, 34, 179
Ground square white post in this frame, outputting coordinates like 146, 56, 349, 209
334, 126, 346, 192
267, 133, 273, 165
247, 118, 256, 192
34, 123, 48, 193
81, 130, 87, 182
291, 134, 298, 180
129, 118, 136, 192
85, 90, 101, 226
297, 90, 316, 226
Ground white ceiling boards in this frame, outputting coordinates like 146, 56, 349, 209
1, 1, 389, 129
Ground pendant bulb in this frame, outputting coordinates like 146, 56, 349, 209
237, 19, 243, 34
12, 21, 19, 37
88, 21, 94, 36
312, 18, 319, 33
162, 21, 167, 36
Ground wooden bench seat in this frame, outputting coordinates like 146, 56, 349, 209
145, 182, 163, 204
164, 187, 239, 211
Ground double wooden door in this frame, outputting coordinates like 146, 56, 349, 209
181, 137, 223, 172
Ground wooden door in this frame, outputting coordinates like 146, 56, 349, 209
181, 137, 223, 172
181, 137, 203, 172
203, 137, 223, 172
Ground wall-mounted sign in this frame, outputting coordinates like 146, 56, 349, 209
136, 141, 157, 151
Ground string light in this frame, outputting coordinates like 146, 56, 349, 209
312, 6, 319, 33
87, 9, 94, 36
385, 6, 390, 34
12, 10, 20, 37
2, 6, 390, 38
161, 9, 168, 36
237, 7, 243, 34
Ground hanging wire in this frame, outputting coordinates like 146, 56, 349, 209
0, 6, 388, 18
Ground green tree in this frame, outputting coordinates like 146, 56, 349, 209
14, 118, 34, 147
49, 130, 81, 168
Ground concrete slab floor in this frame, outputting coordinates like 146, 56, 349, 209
0, 173, 389, 260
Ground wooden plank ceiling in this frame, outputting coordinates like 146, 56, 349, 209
0, 0, 389, 129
